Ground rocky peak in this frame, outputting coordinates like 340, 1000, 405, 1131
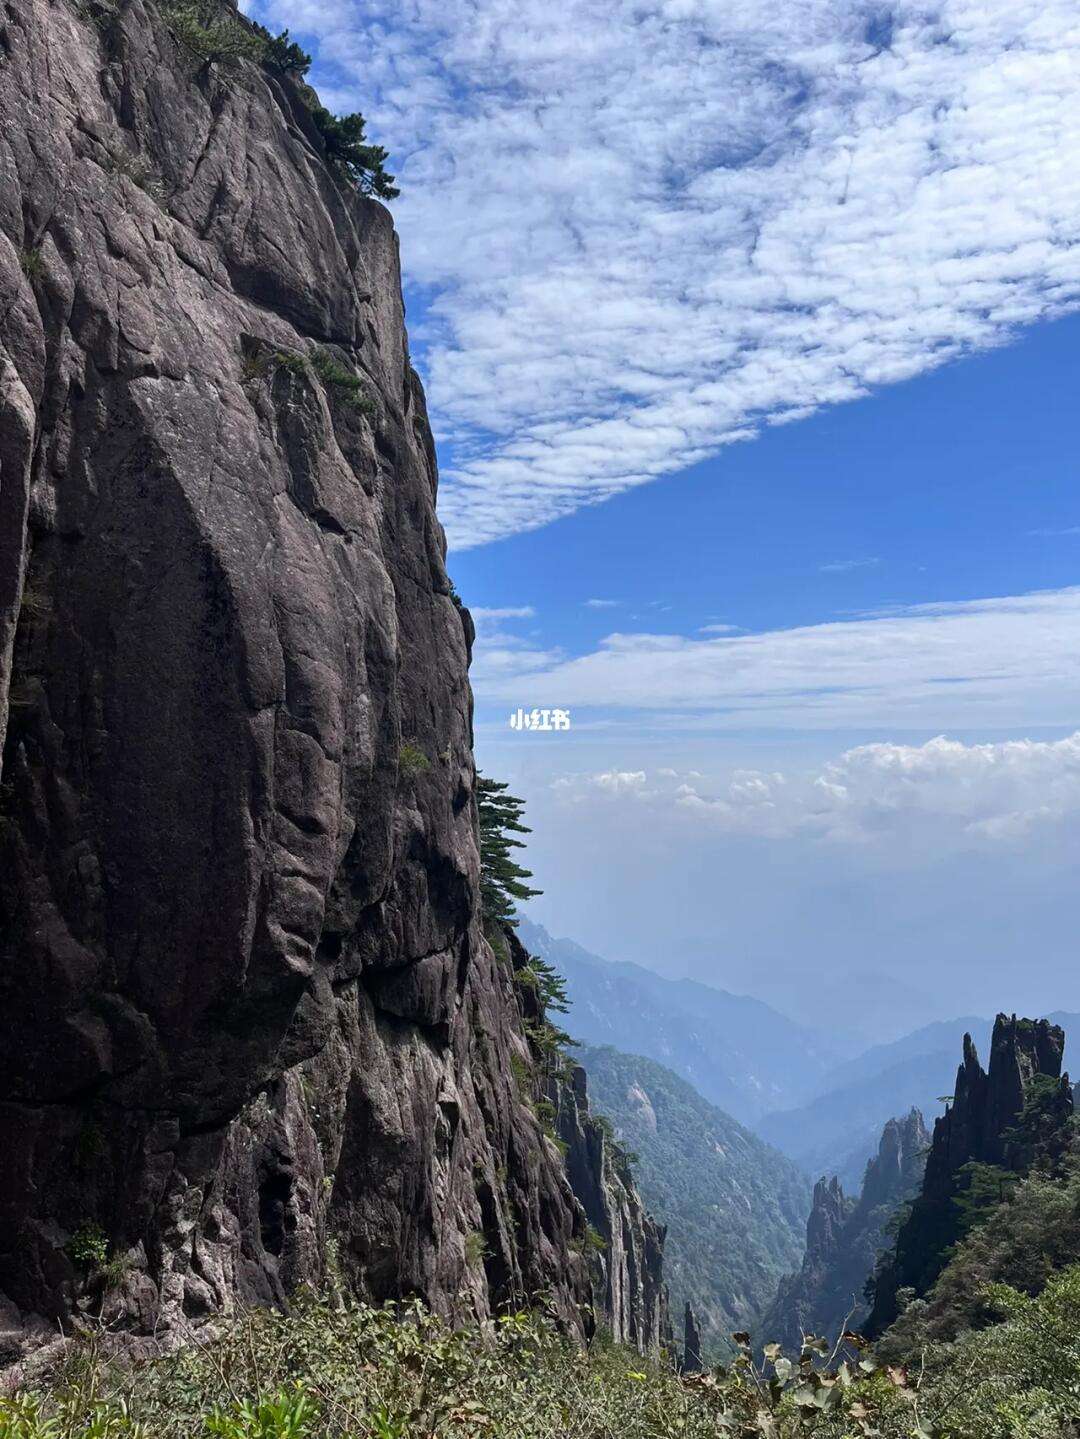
682, 1301, 703, 1374
759, 1110, 928, 1353
858, 1110, 929, 1215
866, 1015, 1072, 1335
804, 1177, 852, 1267
922, 1015, 1067, 1199
548, 1054, 671, 1354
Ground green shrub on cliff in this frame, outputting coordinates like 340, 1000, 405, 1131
397, 743, 430, 782
477, 776, 541, 927
311, 349, 377, 415
159, 0, 263, 65
310, 109, 400, 199
251, 24, 312, 77
876, 1149, 1080, 1365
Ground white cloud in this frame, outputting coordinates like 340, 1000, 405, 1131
553, 732, 1080, 845
251, 0, 1080, 546
555, 769, 649, 799
584, 598, 620, 609
471, 606, 536, 623
1030, 526, 1080, 537
699, 623, 743, 634
818, 557, 881, 573
468, 606, 563, 681
471, 585, 1080, 730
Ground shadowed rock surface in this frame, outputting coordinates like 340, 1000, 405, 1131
550, 1061, 670, 1355
866, 1015, 1072, 1335
682, 1302, 703, 1374
0, 0, 665, 1365
759, 1110, 928, 1351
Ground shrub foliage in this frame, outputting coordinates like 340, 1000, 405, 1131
477, 776, 541, 927
310, 109, 399, 199
159, 0, 263, 65
7, 1282, 1080, 1439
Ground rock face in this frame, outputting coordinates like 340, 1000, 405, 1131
550, 1061, 670, 1353
866, 1016, 1072, 1335
0, 0, 662, 1362
760, 1110, 928, 1352
682, 1302, 703, 1374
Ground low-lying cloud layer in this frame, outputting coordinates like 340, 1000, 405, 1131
249, 0, 1080, 546
553, 732, 1080, 845
472, 586, 1080, 730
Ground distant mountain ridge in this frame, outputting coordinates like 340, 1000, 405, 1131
517, 917, 841, 1124
575, 1044, 812, 1358
757, 1011, 1080, 1188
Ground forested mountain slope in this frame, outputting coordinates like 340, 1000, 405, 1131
576, 1044, 812, 1356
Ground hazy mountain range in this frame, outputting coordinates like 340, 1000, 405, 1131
520, 916, 1080, 1186
516, 917, 841, 1125
760, 1010, 1080, 1188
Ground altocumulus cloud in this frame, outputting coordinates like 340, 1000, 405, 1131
247, 0, 1080, 546
471, 586, 1080, 731
552, 733, 1080, 846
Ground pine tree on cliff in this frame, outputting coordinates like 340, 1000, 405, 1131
477, 776, 541, 926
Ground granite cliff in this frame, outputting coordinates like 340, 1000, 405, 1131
0, 0, 664, 1365
760, 1109, 928, 1350
866, 1015, 1072, 1335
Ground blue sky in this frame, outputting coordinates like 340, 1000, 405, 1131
453, 311, 1080, 700
242, 0, 1080, 1038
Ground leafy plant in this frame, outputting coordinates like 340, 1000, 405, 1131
310, 109, 399, 199
18, 247, 44, 280
66, 1223, 109, 1272
272, 350, 308, 377
509, 1051, 532, 1099
310, 349, 376, 415
250, 24, 311, 77
397, 743, 430, 782
517, 956, 570, 1014
0, 1393, 146, 1439
585, 1223, 608, 1254
463, 1230, 487, 1266
204, 1389, 316, 1439
14, 1279, 1080, 1439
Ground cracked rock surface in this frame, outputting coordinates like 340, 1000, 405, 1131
0, 0, 636, 1360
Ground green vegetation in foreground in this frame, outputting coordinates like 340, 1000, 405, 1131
7, 1281, 1080, 1439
